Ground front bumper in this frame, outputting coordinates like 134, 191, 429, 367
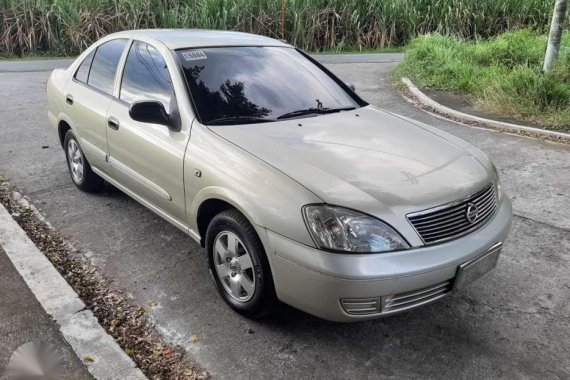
266, 195, 512, 322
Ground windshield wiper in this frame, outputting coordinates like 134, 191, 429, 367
207, 115, 275, 125
276, 106, 356, 120
208, 106, 358, 124
276, 108, 322, 120
319, 106, 357, 114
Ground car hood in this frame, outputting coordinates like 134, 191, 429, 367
209, 106, 491, 217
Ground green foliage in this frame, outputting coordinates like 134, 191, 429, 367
396, 31, 570, 129
0, 0, 558, 56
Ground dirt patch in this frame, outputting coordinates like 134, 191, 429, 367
0, 176, 208, 380
423, 89, 568, 133
400, 87, 570, 145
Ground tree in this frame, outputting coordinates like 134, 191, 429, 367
543, 0, 569, 72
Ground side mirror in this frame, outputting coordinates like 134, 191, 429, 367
129, 100, 179, 130
346, 83, 356, 92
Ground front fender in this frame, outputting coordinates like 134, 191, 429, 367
189, 186, 263, 232
184, 124, 321, 247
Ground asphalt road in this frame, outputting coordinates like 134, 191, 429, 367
0, 53, 403, 73
0, 55, 569, 379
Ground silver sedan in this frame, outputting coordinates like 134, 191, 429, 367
47, 30, 512, 321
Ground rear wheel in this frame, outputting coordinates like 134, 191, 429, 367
206, 209, 276, 318
64, 130, 103, 192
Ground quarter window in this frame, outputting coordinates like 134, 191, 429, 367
120, 41, 174, 111
87, 39, 128, 95
74, 51, 94, 83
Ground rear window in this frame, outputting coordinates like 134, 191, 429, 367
87, 39, 128, 95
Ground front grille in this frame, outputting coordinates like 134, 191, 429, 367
382, 280, 452, 314
407, 184, 497, 245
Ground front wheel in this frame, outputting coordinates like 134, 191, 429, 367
206, 209, 276, 318
64, 130, 103, 192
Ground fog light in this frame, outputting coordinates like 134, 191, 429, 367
340, 297, 381, 315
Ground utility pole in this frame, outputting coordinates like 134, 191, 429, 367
280, 0, 286, 41
543, 0, 568, 72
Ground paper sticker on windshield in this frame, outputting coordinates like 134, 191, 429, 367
182, 50, 207, 61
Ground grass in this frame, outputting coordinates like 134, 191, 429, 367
0, 0, 559, 57
395, 30, 570, 130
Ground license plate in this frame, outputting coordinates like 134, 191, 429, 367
454, 243, 502, 290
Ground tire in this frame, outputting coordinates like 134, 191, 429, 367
206, 209, 277, 318
64, 130, 103, 192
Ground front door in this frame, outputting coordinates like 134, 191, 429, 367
106, 40, 188, 227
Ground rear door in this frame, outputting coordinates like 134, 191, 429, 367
106, 40, 188, 228
63, 39, 128, 173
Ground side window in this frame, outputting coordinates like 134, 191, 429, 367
120, 41, 174, 111
88, 39, 128, 95
74, 51, 94, 83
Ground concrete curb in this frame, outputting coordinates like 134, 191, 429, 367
401, 77, 570, 142
0, 202, 147, 380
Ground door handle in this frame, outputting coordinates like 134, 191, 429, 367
65, 94, 74, 105
107, 117, 119, 131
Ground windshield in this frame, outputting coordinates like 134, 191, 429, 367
176, 46, 361, 125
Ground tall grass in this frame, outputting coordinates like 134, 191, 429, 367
395, 30, 570, 130
0, 0, 559, 56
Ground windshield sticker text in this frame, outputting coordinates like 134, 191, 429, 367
182, 51, 208, 61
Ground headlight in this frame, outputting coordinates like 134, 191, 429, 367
490, 162, 503, 203
496, 180, 503, 203
303, 205, 409, 253
467, 146, 503, 203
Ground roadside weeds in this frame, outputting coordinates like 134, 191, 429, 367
394, 31, 570, 131
0, 176, 208, 380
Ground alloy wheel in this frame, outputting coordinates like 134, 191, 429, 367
67, 139, 84, 184
213, 231, 256, 302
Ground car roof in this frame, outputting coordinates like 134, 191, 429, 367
107, 29, 291, 50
